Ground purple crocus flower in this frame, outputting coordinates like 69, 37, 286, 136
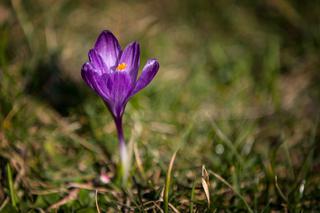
81, 30, 159, 182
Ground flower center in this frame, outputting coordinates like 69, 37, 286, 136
116, 63, 127, 71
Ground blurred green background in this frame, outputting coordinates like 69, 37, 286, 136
0, 0, 319, 212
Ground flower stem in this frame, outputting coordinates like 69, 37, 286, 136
115, 116, 129, 185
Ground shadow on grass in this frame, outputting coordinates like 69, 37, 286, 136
25, 53, 87, 116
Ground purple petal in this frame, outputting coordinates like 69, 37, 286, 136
118, 42, 140, 82
90, 73, 112, 103
131, 59, 159, 96
84, 71, 134, 117
94, 30, 121, 69
81, 63, 111, 101
107, 72, 134, 117
88, 49, 107, 74
81, 62, 96, 90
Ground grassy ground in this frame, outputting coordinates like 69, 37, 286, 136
1, 0, 320, 212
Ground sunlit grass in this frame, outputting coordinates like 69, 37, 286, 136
0, 0, 320, 212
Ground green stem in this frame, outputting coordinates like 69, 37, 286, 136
115, 116, 129, 186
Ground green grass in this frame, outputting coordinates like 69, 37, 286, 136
1, 0, 320, 212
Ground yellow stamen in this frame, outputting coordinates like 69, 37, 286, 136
116, 63, 127, 71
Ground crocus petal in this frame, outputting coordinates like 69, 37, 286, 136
118, 42, 140, 82
131, 59, 159, 96
85, 71, 134, 117
107, 72, 134, 117
81, 63, 111, 101
81, 62, 96, 90
94, 30, 121, 69
88, 49, 107, 74
90, 73, 112, 103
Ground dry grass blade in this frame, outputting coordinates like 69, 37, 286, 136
35, 208, 46, 213
143, 201, 164, 212
95, 190, 101, 213
164, 151, 178, 213
154, 201, 164, 213
169, 203, 180, 213
209, 170, 253, 213
275, 176, 288, 203
134, 141, 145, 179
201, 165, 210, 208
0, 198, 9, 211
47, 188, 80, 210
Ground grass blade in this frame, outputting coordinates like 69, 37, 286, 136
6, 163, 17, 208
163, 151, 177, 213
274, 176, 288, 203
95, 190, 101, 213
190, 181, 196, 213
201, 165, 210, 208
209, 170, 253, 213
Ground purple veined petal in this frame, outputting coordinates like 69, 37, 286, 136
117, 42, 140, 82
91, 73, 112, 103
88, 49, 108, 74
131, 59, 159, 96
82, 64, 112, 103
81, 62, 96, 90
94, 30, 121, 69
107, 72, 134, 117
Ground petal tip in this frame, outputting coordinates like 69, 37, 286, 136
127, 41, 140, 49
93, 30, 121, 69
147, 58, 160, 69
100, 30, 118, 40
94, 30, 120, 49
